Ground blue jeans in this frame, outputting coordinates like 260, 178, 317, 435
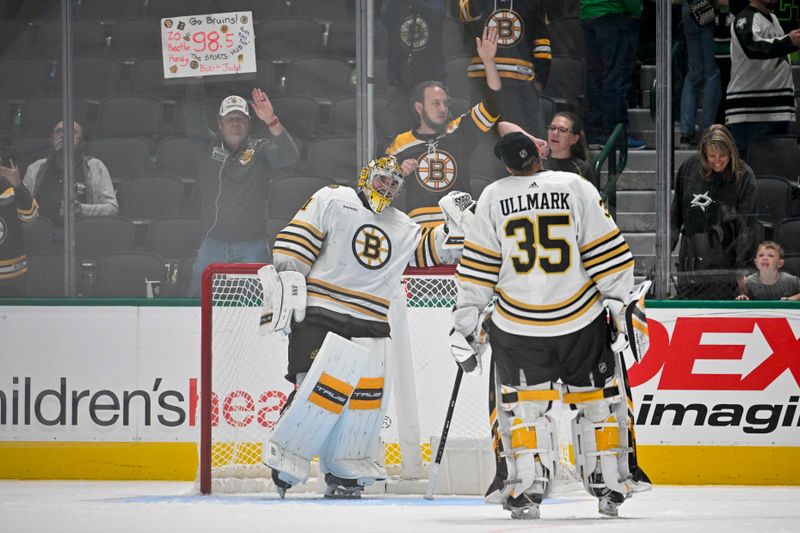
728, 121, 790, 161
187, 237, 271, 297
680, 4, 720, 136
582, 13, 640, 142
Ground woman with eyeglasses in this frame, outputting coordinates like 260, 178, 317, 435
543, 112, 599, 189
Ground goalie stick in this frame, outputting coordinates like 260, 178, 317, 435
424, 365, 464, 500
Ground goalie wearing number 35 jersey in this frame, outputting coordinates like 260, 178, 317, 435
452, 133, 647, 520
456, 153, 634, 337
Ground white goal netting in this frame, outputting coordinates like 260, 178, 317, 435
199, 264, 578, 495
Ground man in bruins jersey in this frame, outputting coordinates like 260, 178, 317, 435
0, 159, 39, 296
384, 25, 506, 228
459, 0, 551, 138
451, 133, 650, 519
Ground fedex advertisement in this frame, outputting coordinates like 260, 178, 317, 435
0, 304, 798, 448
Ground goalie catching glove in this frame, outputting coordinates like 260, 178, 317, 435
449, 306, 490, 375
438, 190, 476, 248
258, 265, 307, 334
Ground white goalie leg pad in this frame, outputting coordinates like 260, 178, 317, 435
566, 378, 648, 499
264, 332, 371, 486
487, 382, 561, 504
318, 337, 389, 486
258, 265, 307, 334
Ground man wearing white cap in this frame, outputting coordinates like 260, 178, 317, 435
188, 88, 299, 297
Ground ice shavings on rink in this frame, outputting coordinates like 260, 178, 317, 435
2, 481, 800, 533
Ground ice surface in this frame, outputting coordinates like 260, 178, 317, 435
1, 481, 799, 533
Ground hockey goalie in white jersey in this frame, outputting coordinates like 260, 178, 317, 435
259, 155, 468, 499
450, 133, 651, 519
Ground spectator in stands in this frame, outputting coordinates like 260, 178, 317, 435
671, 124, 757, 299
725, 0, 800, 158
678, 0, 721, 149
22, 121, 117, 240
543, 111, 599, 189
384, 25, 502, 227
712, 0, 749, 125
384, 26, 546, 227
736, 240, 800, 300
580, 0, 647, 150
380, 0, 447, 134
187, 89, 300, 298
459, 0, 551, 138
0, 158, 39, 297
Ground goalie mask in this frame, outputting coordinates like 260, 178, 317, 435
357, 156, 405, 214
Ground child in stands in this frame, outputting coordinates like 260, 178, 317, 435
736, 241, 800, 301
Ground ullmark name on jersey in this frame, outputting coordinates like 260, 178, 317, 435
499, 192, 571, 216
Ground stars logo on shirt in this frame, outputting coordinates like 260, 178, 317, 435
690, 191, 713, 211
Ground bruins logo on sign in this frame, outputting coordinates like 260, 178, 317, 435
416, 149, 457, 192
399, 15, 429, 51
488, 9, 524, 47
352, 224, 392, 269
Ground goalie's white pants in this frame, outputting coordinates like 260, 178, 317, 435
486, 380, 560, 505
264, 333, 389, 487
385, 285, 424, 479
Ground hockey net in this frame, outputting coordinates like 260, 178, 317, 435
198, 263, 578, 495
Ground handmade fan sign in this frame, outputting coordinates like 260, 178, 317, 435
161, 11, 256, 79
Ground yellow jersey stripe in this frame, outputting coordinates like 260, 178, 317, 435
273, 248, 313, 266
495, 293, 601, 326
582, 242, 629, 268
454, 271, 497, 289
289, 219, 324, 240
580, 228, 621, 253
591, 259, 635, 283
308, 277, 390, 307
496, 280, 594, 312
463, 240, 502, 260
307, 292, 388, 321
275, 232, 321, 255
459, 257, 500, 274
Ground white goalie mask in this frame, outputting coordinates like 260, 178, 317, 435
357, 156, 405, 213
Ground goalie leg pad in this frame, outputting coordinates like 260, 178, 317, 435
264, 332, 371, 486
318, 337, 389, 485
485, 381, 561, 506
565, 378, 650, 501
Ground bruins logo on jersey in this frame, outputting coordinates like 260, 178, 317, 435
0, 216, 6, 245
488, 9, 524, 47
352, 224, 392, 269
400, 15, 429, 51
416, 149, 457, 192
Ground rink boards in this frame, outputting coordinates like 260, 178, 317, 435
0, 300, 799, 486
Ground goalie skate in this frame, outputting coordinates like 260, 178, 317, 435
323, 474, 363, 499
